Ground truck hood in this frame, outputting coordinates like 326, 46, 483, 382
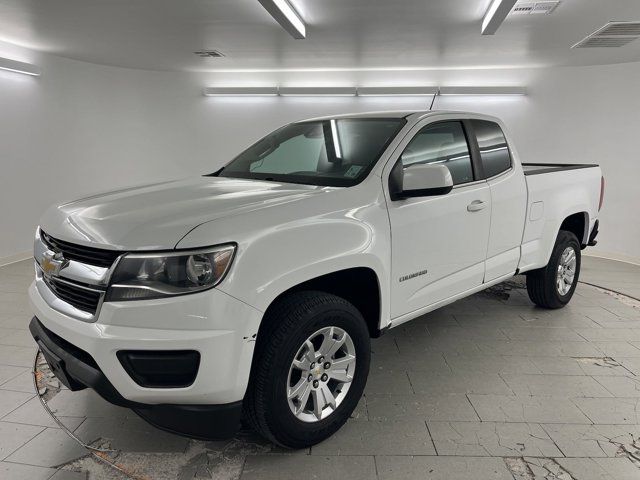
40, 177, 325, 250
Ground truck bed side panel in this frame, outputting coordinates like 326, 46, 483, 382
519, 166, 601, 272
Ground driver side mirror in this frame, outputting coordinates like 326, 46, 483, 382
390, 163, 454, 200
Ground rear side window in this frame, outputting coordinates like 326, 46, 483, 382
400, 121, 473, 185
471, 120, 512, 178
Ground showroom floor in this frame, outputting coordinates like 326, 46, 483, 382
0, 257, 639, 480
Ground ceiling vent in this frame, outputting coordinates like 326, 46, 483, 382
193, 50, 225, 58
598, 22, 640, 36
512, 4, 534, 14
572, 21, 640, 48
511, 1, 559, 15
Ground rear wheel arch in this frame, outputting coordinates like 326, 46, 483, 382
559, 211, 589, 247
526, 229, 581, 309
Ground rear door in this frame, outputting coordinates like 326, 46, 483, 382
384, 117, 491, 319
468, 120, 527, 281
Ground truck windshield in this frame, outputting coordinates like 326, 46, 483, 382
215, 118, 406, 187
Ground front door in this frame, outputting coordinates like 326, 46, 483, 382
385, 119, 491, 319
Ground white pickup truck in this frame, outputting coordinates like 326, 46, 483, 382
29, 110, 603, 448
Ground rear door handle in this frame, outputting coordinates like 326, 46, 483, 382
467, 200, 486, 212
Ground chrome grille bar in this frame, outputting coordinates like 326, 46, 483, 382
34, 229, 124, 322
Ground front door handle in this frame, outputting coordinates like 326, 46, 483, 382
467, 200, 486, 212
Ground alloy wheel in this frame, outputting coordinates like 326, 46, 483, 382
286, 326, 356, 422
556, 246, 577, 295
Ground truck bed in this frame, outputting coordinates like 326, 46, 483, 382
522, 163, 599, 176
518, 162, 602, 273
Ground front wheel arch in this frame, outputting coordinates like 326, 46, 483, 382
258, 267, 382, 342
243, 290, 371, 448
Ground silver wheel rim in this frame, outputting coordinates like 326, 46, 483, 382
286, 326, 356, 423
556, 246, 577, 296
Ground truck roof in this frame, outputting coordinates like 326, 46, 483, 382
299, 110, 495, 122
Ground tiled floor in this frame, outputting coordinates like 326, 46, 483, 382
0, 257, 639, 479
581, 256, 640, 300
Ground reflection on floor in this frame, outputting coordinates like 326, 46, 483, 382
0, 256, 639, 479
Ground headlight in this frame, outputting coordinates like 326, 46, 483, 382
106, 244, 236, 301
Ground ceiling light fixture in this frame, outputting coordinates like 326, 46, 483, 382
257, 0, 306, 39
278, 87, 356, 96
200, 63, 547, 73
439, 86, 526, 95
203, 86, 527, 97
203, 87, 279, 96
482, 0, 519, 35
357, 86, 439, 96
0, 57, 41, 76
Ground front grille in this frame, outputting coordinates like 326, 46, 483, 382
41, 231, 121, 268
43, 275, 102, 314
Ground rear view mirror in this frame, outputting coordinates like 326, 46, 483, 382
395, 164, 453, 199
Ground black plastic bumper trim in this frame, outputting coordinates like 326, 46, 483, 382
117, 350, 200, 388
588, 219, 599, 247
29, 317, 242, 439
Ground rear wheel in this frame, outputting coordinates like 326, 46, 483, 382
243, 291, 370, 448
526, 230, 581, 309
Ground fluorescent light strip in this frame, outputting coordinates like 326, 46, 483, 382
357, 86, 438, 96
202, 64, 547, 73
439, 86, 526, 96
203, 86, 526, 97
278, 87, 357, 96
257, 0, 306, 39
0, 57, 41, 76
203, 87, 279, 96
482, 0, 519, 35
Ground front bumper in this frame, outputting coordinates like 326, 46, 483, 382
30, 317, 242, 439
29, 278, 263, 439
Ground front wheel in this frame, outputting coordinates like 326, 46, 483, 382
526, 230, 581, 309
243, 291, 370, 448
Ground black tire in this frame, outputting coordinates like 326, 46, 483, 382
243, 291, 370, 448
526, 230, 581, 309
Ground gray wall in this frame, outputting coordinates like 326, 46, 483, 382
1, 41, 638, 261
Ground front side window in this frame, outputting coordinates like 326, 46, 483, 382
216, 118, 406, 187
399, 121, 474, 185
471, 120, 512, 178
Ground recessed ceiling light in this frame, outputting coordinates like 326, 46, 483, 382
257, 0, 306, 39
482, 0, 519, 35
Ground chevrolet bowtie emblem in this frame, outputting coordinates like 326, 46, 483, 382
41, 250, 66, 277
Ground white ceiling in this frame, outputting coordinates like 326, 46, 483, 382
0, 0, 638, 72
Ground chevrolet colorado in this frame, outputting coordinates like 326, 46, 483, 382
29, 110, 603, 448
